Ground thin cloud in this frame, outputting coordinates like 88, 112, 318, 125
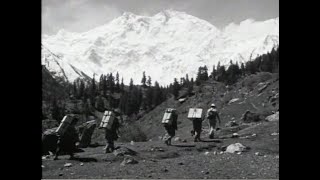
42, 0, 278, 35
42, 0, 122, 35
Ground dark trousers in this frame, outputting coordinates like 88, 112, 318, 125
105, 129, 117, 153
105, 140, 115, 153
54, 137, 75, 159
192, 119, 202, 141
164, 124, 175, 145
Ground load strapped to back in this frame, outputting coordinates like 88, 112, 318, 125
187, 108, 203, 120
55, 115, 75, 136
162, 108, 177, 125
99, 111, 115, 130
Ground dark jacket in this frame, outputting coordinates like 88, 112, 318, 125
105, 117, 120, 141
57, 126, 79, 152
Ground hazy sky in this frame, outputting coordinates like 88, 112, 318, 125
42, 0, 279, 35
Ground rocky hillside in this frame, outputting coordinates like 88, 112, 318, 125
131, 72, 278, 142
42, 72, 279, 179
87, 72, 279, 145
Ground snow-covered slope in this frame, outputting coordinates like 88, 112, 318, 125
41, 44, 91, 82
42, 10, 279, 85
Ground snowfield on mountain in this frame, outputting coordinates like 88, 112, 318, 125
42, 10, 278, 85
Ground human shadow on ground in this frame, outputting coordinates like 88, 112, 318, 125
72, 157, 98, 162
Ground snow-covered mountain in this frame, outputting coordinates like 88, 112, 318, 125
42, 10, 279, 85
41, 44, 91, 83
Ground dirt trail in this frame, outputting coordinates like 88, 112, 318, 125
42, 121, 279, 179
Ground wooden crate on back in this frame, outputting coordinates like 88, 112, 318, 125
162, 108, 176, 125
99, 111, 115, 130
55, 115, 74, 136
187, 108, 203, 120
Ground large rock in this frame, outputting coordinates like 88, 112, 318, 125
258, 82, 270, 93
42, 127, 58, 155
120, 155, 138, 166
113, 146, 138, 157
265, 112, 279, 122
225, 120, 239, 127
241, 110, 265, 123
78, 120, 97, 148
225, 143, 247, 153
228, 98, 240, 104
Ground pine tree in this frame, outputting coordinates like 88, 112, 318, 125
211, 65, 216, 80
99, 74, 104, 93
146, 86, 154, 109
203, 65, 209, 81
180, 77, 186, 86
226, 61, 241, 85
96, 96, 105, 112
116, 72, 120, 92
51, 97, 62, 122
91, 75, 96, 97
119, 91, 128, 114
147, 76, 152, 87
102, 75, 107, 96
273, 46, 279, 73
125, 88, 138, 116
172, 78, 180, 99
187, 78, 193, 95
217, 65, 226, 82
79, 80, 85, 98
129, 78, 134, 91
120, 78, 125, 92
108, 73, 115, 93
240, 63, 245, 76
141, 71, 147, 87
196, 66, 202, 85
186, 74, 189, 83
73, 81, 77, 98
152, 81, 161, 106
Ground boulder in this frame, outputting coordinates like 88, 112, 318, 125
271, 132, 279, 136
78, 120, 97, 148
113, 146, 137, 157
231, 133, 239, 138
265, 112, 279, 122
120, 155, 138, 166
225, 143, 247, 153
64, 163, 72, 167
241, 111, 264, 123
225, 120, 239, 127
258, 82, 270, 93
178, 98, 187, 103
228, 98, 240, 104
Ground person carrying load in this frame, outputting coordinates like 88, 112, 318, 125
161, 108, 178, 145
99, 109, 121, 153
54, 114, 80, 160
188, 108, 204, 142
206, 103, 221, 139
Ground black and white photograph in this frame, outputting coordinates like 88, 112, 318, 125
41, 0, 279, 179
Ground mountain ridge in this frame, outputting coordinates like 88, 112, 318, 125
42, 10, 279, 85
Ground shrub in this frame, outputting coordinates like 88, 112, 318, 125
118, 123, 148, 142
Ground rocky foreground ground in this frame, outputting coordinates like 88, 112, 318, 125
42, 120, 279, 179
